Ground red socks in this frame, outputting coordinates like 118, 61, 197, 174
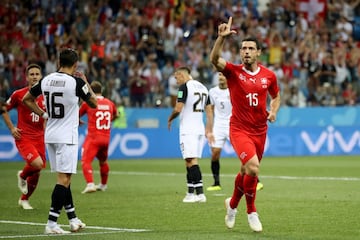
21, 165, 39, 179
243, 174, 258, 213
230, 173, 258, 213
82, 161, 94, 183
20, 171, 40, 200
230, 173, 244, 209
99, 162, 109, 185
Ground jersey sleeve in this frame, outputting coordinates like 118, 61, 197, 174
29, 80, 43, 97
177, 83, 188, 103
222, 62, 238, 82
75, 77, 92, 102
5, 92, 18, 111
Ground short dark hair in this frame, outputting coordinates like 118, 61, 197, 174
175, 66, 191, 74
90, 80, 102, 94
241, 37, 262, 50
26, 63, 41, 75
59, 48, 78, 68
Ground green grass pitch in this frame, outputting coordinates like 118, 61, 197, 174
0, 155, 359, 240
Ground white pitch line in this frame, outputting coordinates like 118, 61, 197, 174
0, 220, 149, 239
110, 171, 360, 181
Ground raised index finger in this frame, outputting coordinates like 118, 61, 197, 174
227, 17, 233, 28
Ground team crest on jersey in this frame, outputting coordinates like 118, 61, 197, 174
239, 151, 247, 160
239, 74, 246, 82
261, 78, 268, 88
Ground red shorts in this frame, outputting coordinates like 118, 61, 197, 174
229, 129, 266, 164
16, 138, 46, 167
81, 135, 110, 163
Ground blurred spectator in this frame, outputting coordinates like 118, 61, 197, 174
318, 53, 336, 87
335, 15, 353, 42
45, 53, 57, 75
285, 85, 307, 107
128, 61, 147, 107
142, 60, 162, 107
342, 82, 357, 105
330, 85, 346, 106
168, 74, 178, 108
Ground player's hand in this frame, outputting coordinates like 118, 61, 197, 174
206, 132, 215, 145
167, 120, 172, 131
267, 111, 276, 123
73, 71, 88, 82
218, 17, 237, 38
11, 127, 21, 140
79, 119, 86, 126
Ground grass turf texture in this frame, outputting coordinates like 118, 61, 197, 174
0, 156, 359, 240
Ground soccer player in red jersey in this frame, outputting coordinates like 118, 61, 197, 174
210, 17, 281, 232
79, 81, 118, 194
1, 64, 46, 210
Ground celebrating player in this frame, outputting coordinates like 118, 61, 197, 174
210, 17, 281, 232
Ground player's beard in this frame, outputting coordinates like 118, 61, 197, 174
242, 56, 256, 69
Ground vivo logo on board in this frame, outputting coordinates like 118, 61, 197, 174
301, 126, 360, 153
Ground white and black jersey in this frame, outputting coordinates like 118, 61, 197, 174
209, 86, 232, 129
177, 79, 210, 135
30, 72, 92, 144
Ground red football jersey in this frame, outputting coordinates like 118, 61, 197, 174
6, 87, 46, 140
222, 62, 279, 135
79, 96, 117, 138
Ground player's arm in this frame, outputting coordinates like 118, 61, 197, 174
268, 92, 280, 123
205, 98, 215, 145
210, 17, 237, 71
167, 101, 183, 130
168, 83, 187, 130
1, 96, 22, 139
112, 103, 119, 121
23, 92, 47, 118
78, 102, 87, 125
1, 106, 22, 140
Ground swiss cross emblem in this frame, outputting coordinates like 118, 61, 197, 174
298, 0, 326, 22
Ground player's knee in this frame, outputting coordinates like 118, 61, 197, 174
245, 160, 259, 176
31, 158, 44, 170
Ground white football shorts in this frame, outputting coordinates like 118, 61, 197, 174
179, 134, 205, 159
46, 143, 79, 174
211, 126, 230, 148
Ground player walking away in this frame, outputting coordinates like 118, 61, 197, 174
1, 64, 46, 210
80, 80, 118, 194
168, 66, 214, 203
210, 17, 280, 232
23, 48, 97, 234
207, 72, 264, 192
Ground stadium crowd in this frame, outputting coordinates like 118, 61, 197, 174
1, 0, 360, 108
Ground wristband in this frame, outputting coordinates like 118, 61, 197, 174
42, 112, 49, 119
